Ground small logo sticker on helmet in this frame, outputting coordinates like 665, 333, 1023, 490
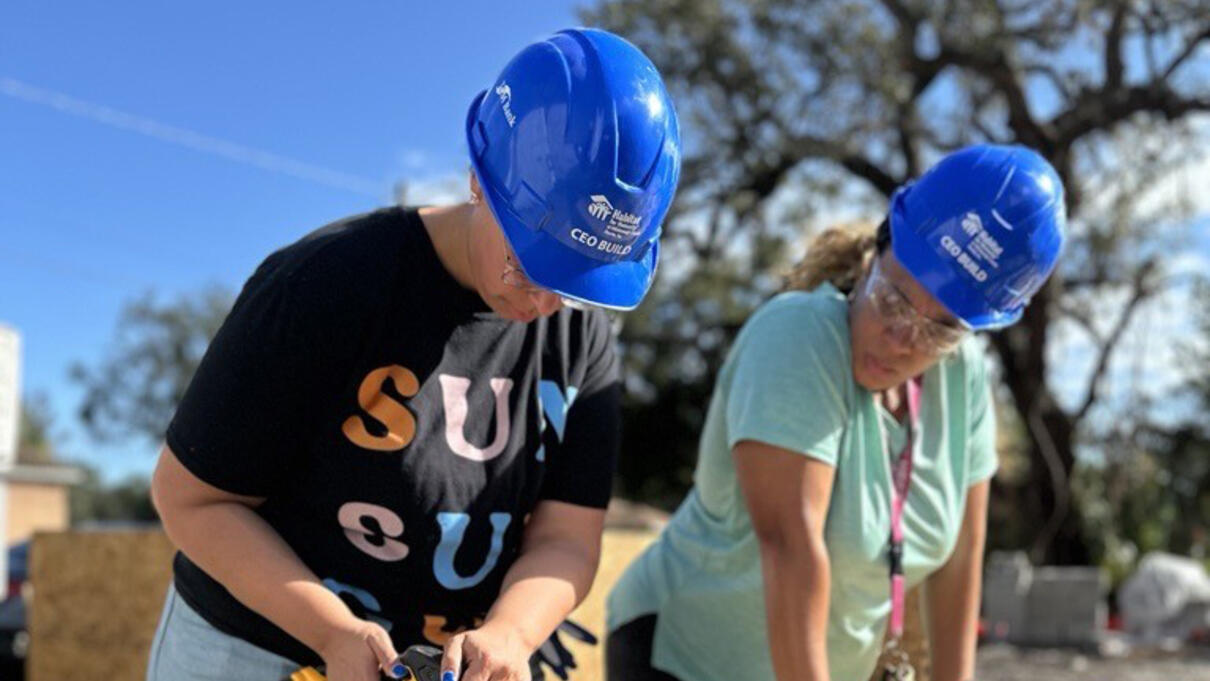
957, 212, 1003, 270
495, 83, 517, 128
586, 194, 642, 240
588, 195, 614, 221
961, 212, 983, 236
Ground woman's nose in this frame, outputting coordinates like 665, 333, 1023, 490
882, 319, 917, 355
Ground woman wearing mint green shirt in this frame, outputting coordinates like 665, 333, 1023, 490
606, 145, 1066, 681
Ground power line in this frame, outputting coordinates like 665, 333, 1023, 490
0, 76, 384, 198
0, 245, 149, 290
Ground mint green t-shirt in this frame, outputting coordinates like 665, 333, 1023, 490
607, 284, 997, 681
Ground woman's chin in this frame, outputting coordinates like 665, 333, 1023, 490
854, 352, 902, 391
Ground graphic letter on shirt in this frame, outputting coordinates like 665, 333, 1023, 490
433, 512, 512, 590
343, 365, 419, 451
322, 578, 393, 631
338, 502, 410, 562
423, 614, 484, 646
535, 380, 578, 462
539, 380, 579, 440
439, 375, 513, 462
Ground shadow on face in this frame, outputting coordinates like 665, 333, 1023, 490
848, 251, 963, 391
466, 201, 565, 323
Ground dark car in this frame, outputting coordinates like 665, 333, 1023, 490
0, 542, 29, 679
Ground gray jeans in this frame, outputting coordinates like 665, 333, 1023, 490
146, 585, 300, 681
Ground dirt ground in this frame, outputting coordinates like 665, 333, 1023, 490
976, 643, 1210, 680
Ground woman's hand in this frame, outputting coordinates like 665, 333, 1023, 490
437, 501, 603, 681
442, 621, 533, 681
319, 618, 401, 681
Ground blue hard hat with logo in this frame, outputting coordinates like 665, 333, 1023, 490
889, 144, 1066, 330
466, 28, 681, 310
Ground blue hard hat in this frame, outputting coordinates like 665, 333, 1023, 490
466, 28, 682, 310
889, 144, 1066, 330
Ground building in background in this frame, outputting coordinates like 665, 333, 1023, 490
4, 463, 84, 546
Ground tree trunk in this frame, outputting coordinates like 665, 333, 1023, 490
990, 283, 1090, 565
1024, 405, 1090, 565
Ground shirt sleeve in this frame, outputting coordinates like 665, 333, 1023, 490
965, 349, 999, 486
165, 248, 357, 497
725, 296, 850, 466
539, 311, 620, 509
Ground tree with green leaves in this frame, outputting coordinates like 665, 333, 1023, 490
71, 287, 232, 443
67, 290, 232, 523
584, 0, 1210, 564
70, 469, 158, 525
20, 395, 158, 523
18, 394, 59, 465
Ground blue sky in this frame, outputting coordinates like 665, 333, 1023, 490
1, 1, 584, 481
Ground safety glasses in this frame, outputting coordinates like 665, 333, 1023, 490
502, 251, 592, 311
861, 259, 968, 354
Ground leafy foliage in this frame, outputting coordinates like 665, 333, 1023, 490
71, 287, 232, 443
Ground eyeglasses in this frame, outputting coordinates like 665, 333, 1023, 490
502, 252, 590, 311
861, 259, 968, 354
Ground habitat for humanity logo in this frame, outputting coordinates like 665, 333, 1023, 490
938, 210, 1004, 284
495, 82, 517, 128
586, 194, 642, 239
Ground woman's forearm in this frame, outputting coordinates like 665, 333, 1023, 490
924, 552, 980, 681
925, 481, 989, 681
482, 533, 599, 650
159, 498, 361, 655
759, 540, 832, 681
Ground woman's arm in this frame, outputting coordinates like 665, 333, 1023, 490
734, 440, 836, 681
151, 445, 399, 681
442, 500, 604, 681
924, 480, 989, 681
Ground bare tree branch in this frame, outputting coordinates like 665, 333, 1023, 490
936, 43, 1053, 149
1054, 85, 1210, 146
1104, 1, 1129, 92
1026, 62, 1075, 101
876, 0, 916, 31
897, 106, 921, 178
1056, 300, 1100, 342
1074, 259, 1160, 423
838, 153, 900, 197
1162, 25, 1210, 81
1027, 402, 1071, 564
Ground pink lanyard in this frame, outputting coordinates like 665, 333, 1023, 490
879, 377, 922, 643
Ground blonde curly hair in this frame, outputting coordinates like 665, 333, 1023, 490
782, 220, 889, 295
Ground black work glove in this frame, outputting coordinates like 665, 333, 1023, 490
535, 619, 598, 680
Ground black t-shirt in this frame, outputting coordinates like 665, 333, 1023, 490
167, 207, 620, 665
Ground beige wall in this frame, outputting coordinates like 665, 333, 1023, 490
8, 482, 70, 544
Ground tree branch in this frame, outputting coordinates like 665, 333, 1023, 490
1104, 2, 1128, 92
1054, 85, 1210, 145
1162, 25, 1210, 82
735, 133, 901, 201
876, 0, 917, 31
1073, 260, 1159, 423
1056, 300, 1100, 343
1026, 62, 1074, 101
936, 43, 1053, 149
838, 153, 900, 197
896, 105, 921, 178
